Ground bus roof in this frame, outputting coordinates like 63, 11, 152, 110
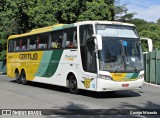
8, 21, 135, 40
8, 24, 65, 39
76, 20, 135, 27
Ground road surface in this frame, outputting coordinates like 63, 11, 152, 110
0, 75, 160, 117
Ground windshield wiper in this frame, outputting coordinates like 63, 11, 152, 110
113, 66, 120, 73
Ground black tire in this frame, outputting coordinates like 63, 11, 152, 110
20, 70, 27, 85
68, 75, 78, 94
15, 71, 21, 84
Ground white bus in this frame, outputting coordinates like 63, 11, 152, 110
7, 21, 144, 94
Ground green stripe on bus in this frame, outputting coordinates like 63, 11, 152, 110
42, 49, 63, 77
53, 24, 74, 31
63, 24, 74, 28
35, 51, 53, 76
53, 26, 64, 30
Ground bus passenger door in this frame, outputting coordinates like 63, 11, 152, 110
79, 25, 97, 90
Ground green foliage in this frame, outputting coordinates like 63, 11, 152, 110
114, 0, 136, 21
157, 18, 160, 25
78, 0, 114, 21
0, 0, 115, 60
1, 0, 159, 58
115, 0, 160, 51
140, 24, 160, 50
127, 18, 160, 51
128, 19, 149, 32
0, 50, 6, 61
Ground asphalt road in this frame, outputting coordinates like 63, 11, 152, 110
0, 75, 160, 118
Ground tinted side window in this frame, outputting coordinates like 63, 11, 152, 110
50, 31, 63, 48
8, 40, 14, 52
37, 33, 49, 49
28, 35, 37, 50
79, 25, 97, 73
63, 28, 77, 48
14, 39, 21, 51
21, 38, 27, 51
80, 25, 93, 46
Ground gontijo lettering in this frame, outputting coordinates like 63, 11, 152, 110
19, 53, 38, 60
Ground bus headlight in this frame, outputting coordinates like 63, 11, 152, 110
98, 75, 112, 80
138, 74, 144, 79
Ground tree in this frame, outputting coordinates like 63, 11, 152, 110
157, 18, 160, 25
77, 0, 114, 21
0, 0, 115, 60
114, 0, 136, 22
0, 0, 115, 32
128, 18, 149, 32
140, 24, 160, 50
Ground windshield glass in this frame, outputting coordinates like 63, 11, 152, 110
96, 25, 143, 72
97, 24, 138, 38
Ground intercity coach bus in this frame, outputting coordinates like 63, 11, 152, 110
7, 21, 144, 94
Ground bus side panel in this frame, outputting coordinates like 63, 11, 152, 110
33, 50, 65, 85
7, 53, 19, 78
33, 49, 97, 91
53, 49, 97, 91
7, 51, 44, 80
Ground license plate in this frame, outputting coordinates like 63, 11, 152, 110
122, 84, 129, 87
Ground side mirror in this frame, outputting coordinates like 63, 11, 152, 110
94, 35, 102, 50
140, 37, 153, 53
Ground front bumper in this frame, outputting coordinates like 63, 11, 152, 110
96, 78, 144, 92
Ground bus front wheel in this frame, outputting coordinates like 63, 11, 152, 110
68, 75, 78, 94
20, 70, 27, 85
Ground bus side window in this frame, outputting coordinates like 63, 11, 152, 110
48, 33, 52, 49
8, 40, 14, 52
15, 39, 20, 51
19, 40, 22, 51
29, 36, 37, 50
51, 31, 62, 49
62, 32, 67, 48
51, 32, 57, 48
64, 28, 77, 48
37, 33, 49, 49
80, 25, 93, 46
73, 31, 77, 47
21, 38, 27, 51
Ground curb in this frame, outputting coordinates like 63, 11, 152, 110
144, 82, 160, 88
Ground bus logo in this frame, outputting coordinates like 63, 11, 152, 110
19, 53, 38, 60
114, 73, 123, 77
82, 77, 94, 88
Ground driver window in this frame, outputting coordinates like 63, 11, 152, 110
80, 25, 93, 46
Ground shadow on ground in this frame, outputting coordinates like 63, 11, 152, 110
9, 80, 159, 118
10, 80, 141, 99
45, 101, 160, 118
44, 101, 160, 118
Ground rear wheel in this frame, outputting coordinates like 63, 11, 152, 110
20, 70, 27, 85
15, 71, 20, 84
68, 75, 78, 94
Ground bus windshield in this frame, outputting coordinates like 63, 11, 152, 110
96, 24, 143, 72
96, 24, 138, 38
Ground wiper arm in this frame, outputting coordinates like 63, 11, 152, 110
113, 66, 119, 73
